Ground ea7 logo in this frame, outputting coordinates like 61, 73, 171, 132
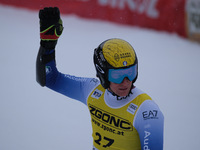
142, 110, 158, 120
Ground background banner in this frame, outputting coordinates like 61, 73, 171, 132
0, 0, 199, 42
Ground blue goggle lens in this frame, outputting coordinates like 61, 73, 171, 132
108, 64, 137, 84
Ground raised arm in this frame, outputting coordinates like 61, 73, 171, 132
36, 7, 99, 104
36, 7, 63, 86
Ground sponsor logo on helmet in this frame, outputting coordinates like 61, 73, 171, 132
123, 61, 127, 66
96, 64, 105, 74
114, 52, 132, 62
94, 49, 105, 68
120, 52, 132, 59
99, 51, 106, 62
114, 53, 120, 62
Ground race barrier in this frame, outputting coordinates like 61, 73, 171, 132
0, 0, 199, 42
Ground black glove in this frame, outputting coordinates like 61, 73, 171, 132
39, 7, 63, 49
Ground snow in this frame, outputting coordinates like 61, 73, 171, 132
0, 5, 200, 150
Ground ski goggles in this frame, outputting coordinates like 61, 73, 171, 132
108, 64, 137, 84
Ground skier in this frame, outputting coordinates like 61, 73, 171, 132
36, 7, 164, 150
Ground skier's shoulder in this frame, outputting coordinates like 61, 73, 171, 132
82, 77, 101, 94
132, 87, 163, 119
89, 78, 100, 85
131, 87, 152, 101
86, 78, 100, 89
131, 87, 162, 112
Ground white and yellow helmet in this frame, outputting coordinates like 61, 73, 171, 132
94, 38, 138, 89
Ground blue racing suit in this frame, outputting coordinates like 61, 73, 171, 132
36, 47, 164, 150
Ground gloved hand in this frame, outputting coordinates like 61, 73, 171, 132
39, 7, 63, 49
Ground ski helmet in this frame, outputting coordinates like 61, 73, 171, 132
93, 38, 138, 89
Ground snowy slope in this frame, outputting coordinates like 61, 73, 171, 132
0, 5, 200, 150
